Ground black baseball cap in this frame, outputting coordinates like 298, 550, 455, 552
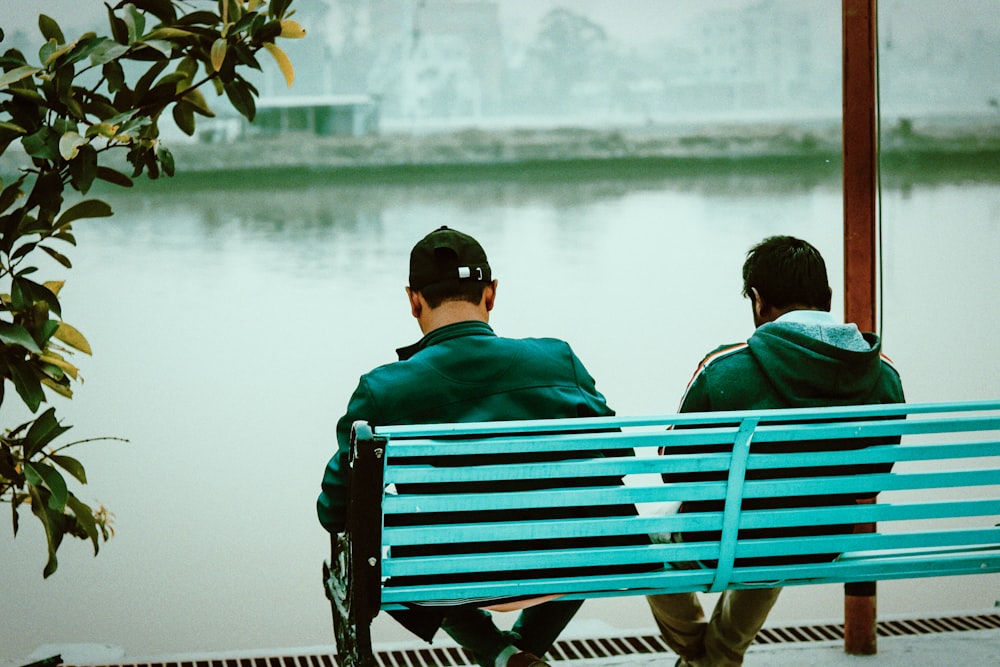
408, 226, 492, 290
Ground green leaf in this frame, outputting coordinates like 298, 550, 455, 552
0, 321, 44, 354
152, 71, 188, 89
50, 454, 87, 484
12, 276, 61, 317
27, 485, 62, 577
95, 166, 134, 188
54, 199, 113, 228
102, 60, 126, 92
27, 462, 69, 512
0, 121, 28, 134
123, 4, 147, 44
269, 0, 293, 20
0, 65, 39, 90
66, 494, 100, 553
39, 244, 73, 268
23, 409, 70, 462
176, 11, 222, 27
158, 145, 175, 177
88, 39, 130, 67
38, 15, 66, 44
105, 3, 129, 44
22, 127, 59, 160
224, 80, 256, 121
134, 60, 168, 95
0, 176, 27, 214
69, 143, 99, 194
35, 319, 61, 347
137, 39, 174, 58
7, 355, 44, 412
131, 0, 179, 23
172, 101, 196, 136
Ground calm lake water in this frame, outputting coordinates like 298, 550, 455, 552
1, 158, 998, 659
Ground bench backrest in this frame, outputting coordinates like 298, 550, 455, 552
344, 400, 1000, 616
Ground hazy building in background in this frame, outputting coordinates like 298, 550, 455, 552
254, 0, 998, 130
5, 0, 996, 133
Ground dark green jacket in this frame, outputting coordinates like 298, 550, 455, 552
665, 313, 905, 564
317, 320, 634, 641
317, 320, 615, 533
678, 317, 904, 413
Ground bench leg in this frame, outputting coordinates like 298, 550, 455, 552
844, 582, 878, 655
324, 533, 378, 667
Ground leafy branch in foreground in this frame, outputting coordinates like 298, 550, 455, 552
0, 0, 303, 577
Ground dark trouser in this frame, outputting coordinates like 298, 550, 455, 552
440, 599, 584, 667
646, 588, 781, 666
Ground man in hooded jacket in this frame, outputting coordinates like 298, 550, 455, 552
646, 235, 905, 667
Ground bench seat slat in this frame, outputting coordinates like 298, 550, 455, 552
379, 548, 1000, 606
382, 528, 1000, 580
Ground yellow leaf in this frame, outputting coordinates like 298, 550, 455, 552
43, 280, 65, 295
144, 28, 196, 41
44, 42, 76, 66
210, 38, 227, 72
53, 322, 92, 355
86, 123, 117, 139
279, 20, 306, 39
59, 131, 87, 160
41, 378, 73, 398
40, 353, 79, 380
263, 43, 294, 88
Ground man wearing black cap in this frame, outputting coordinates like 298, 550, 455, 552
317, 226, 618, 667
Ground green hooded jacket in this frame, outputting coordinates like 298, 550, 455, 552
666, 311, 905, 565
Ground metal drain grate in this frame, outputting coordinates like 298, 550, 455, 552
60, 613, 1000, 667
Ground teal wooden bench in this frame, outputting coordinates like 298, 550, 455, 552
323, 400, 1000, 666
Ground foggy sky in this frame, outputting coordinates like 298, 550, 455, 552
5, 0, 998, 48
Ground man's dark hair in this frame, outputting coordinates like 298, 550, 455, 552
742, 235, 830, 310
418, 280, 488, 309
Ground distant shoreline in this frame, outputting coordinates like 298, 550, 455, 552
2, 118, 999, 188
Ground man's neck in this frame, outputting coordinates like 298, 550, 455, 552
419, 301, 488, 335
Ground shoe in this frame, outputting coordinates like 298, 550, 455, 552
506, 651, 551, 667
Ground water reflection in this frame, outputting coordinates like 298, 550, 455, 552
1, 162, 998, 659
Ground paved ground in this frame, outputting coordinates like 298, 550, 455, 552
11, 627, 999, 667
565, 629, 1000, 666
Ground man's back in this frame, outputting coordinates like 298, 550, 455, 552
356, 320, 612, 427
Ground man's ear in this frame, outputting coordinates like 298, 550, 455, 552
483, 279, 498, 312
750, 287, 765, 320
406, 287, 422, 319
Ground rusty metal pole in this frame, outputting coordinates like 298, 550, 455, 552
842, 0, 879, 655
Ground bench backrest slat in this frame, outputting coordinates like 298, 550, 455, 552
349, 400, 1000, 609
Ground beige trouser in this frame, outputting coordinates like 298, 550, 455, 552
645, 588, 782, 666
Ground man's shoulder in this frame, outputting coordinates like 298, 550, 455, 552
697, 342, 752, 371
